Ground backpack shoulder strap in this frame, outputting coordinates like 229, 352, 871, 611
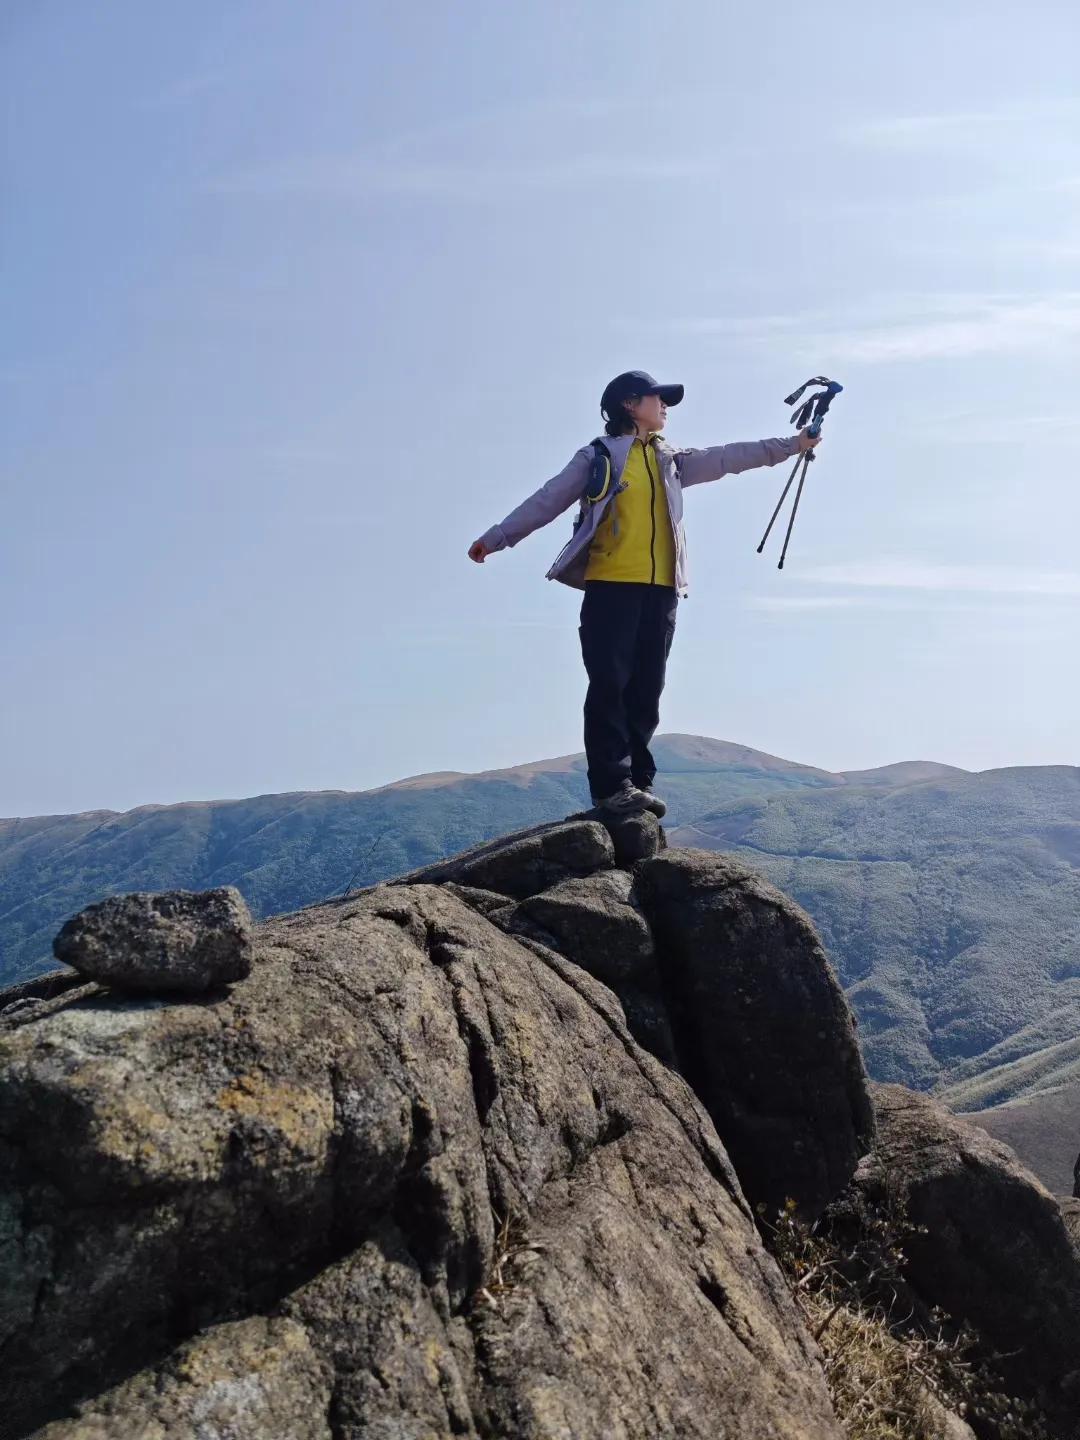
584, 437, 614, 503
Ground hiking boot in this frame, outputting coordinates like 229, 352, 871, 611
592, 780, 651, 816
637, 785, 667, 819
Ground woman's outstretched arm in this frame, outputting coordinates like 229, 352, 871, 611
677, 429, 819, 489
469, 445, 592, 559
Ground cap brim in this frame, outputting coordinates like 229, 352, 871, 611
649, 383, 684, 406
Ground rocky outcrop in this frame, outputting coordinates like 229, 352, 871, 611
52, 886, 253, 993
386, 814, 621, 896
853, 1082, 1080, 1426
0, 814, 865, 1439
490, 867, 678, 1066
387, 818, 875, 1220
633, 850, 875, 1219
6, 807, 1072, 1438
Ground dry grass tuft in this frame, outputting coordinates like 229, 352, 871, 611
473, 1207, 547, 1311
764, 1197, 1052, 1440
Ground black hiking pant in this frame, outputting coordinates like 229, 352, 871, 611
578, 579, 678, 801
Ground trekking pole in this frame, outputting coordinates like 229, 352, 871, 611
756, 377, 843, 569
756, 459, 801, 557
776, 452, 811, 571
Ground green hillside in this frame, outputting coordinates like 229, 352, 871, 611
669, 766, 1080, 1095
0, 735, 848, 987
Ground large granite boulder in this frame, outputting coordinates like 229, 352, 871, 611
490, 868, 678, 1067
52, 886, 253, 993
1, 868, 845, 1438
632, 849, 875, 1219
857, 1082, 1080, 1425
386, 816, 618, 897
495, 869, 655, 987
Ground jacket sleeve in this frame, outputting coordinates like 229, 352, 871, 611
677, 434, 803, 489
478, 445, 592, 551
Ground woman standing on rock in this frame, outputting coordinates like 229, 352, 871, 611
468, 371, 820, 818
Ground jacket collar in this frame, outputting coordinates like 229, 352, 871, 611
602, 430, 672, 451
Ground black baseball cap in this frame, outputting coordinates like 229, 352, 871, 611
600, 370, 685, 419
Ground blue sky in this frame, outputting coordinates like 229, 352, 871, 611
3, 0, 1079, 816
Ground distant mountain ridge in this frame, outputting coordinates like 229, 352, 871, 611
3, 734, 949, 989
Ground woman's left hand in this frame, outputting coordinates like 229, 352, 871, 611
797, 428, 822, 453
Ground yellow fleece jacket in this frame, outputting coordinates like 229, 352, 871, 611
584, 434, 676, 585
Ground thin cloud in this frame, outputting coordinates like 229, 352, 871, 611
207, 92, 750, 200
912, 413, 1080, 444
389, 618, 569, 634
363, 95, 637, 157
1009, 242, 1080, 261
746, 594, 1002, 615
853, 112, 1002, 146
847, 98, 1080, 149
801, 562, 1080, 597
899, 234, 1080, 263
671, 293, 1080, 365
747, 596, 863, 612
745, 589, 1080, 621
138, 69, 229, 110
831, 298, 1080, 364
259, 446, 353, 466
208, 150, 733, 201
